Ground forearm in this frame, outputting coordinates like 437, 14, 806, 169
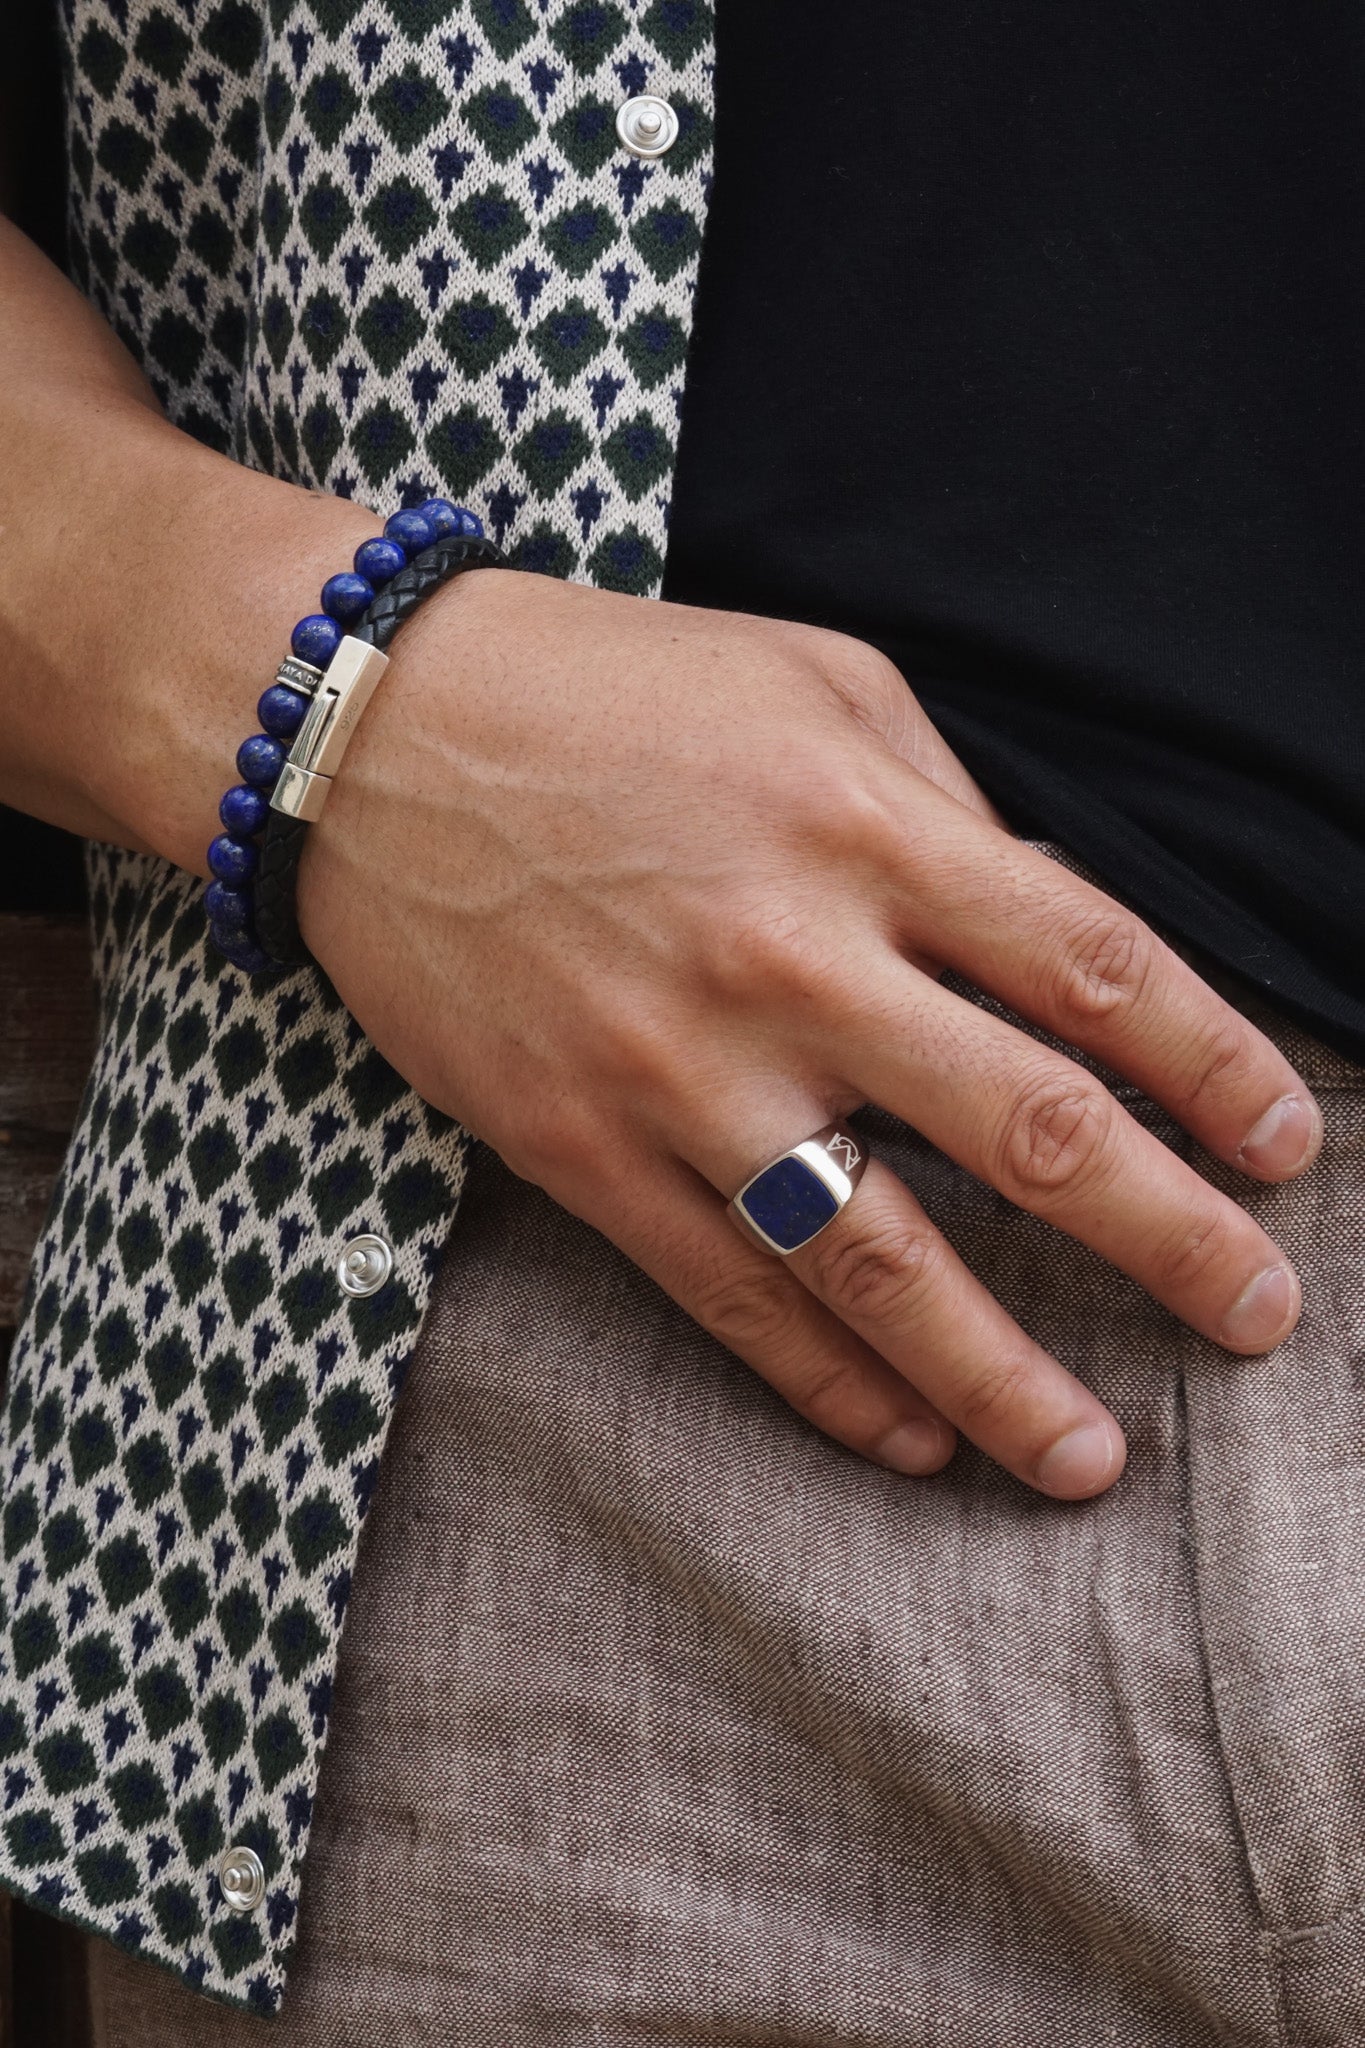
0, 215, 374, 874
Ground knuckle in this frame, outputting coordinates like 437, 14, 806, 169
693, 1263, 802, 1357
1048, 903, 1154, 1030
1151, 1206, 1236, 1294
787, 618, 897, 694
782, 623, 910, 752
590, 1002, 684, 1102
950, 1351, 1037, 1435
997, 1069, 1115, 1208
802, 769, 904, 867
706, 897, 841, 1010
1174, 1020, 1252, 1117
806, 1214, 943, 1325
782, 1349, 869, 1420
826, 636, 905, 715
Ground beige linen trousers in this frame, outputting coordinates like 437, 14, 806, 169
84, 982, 1365, 2047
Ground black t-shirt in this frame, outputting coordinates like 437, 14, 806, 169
663, 0, 1365, 1059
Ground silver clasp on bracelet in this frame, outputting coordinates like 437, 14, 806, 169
269, 637, 391, 824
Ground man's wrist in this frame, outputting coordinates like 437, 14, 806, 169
84, 430, 378, 878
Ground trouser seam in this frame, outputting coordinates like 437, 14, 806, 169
1176, 1367, 1292, 2048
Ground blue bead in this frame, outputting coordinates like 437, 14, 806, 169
257, 683, 310, 738
219, 783, 269, 836
207, 834, 259, 885
236, 733, 286, 787
736, 1156, 840, 1253
416, 496, 459, 539
354, 536, 406, 585
213, 932, 275, 975
205, 881, 252, 932
451, 505, 484, 537
383, 508, 436, 558
291, 613, 343, 666
321, 571, 374, 624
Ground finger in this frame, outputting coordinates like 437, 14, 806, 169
684, 1116, 1127, 1498
873, 778, 1322, 1182
791, 1159, 1128, 1497
562, 1145, 958, 1478
843, 964, 1300, 1355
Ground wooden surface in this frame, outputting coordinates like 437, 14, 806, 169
0, 912, 99, 2044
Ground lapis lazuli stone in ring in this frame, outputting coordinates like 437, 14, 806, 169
730, 1124, 867, 1256
736, 1155, 841, 1252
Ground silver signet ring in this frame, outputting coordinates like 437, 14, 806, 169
727, 1122, 869, 1257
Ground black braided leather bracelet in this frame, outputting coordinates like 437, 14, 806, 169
255, 529, 507, 968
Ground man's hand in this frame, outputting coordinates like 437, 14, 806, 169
300, 569, 1321, 1501
0, 217, 1319, 1501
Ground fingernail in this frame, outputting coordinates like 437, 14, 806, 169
1237, 1093, 1322, 1178
876, 1419, 954, 1476
1033, 1419, 1121, 1498
1217, 1262, 1296, 1351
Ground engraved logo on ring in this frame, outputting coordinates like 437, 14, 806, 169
826, 1133, 860, 1172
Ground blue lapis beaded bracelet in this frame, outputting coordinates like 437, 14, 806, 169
204, 497, 483, 973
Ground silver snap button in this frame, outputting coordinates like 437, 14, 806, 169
337, 1233, 393, 1298
616, 94, 679, 160
218, 1845, 266, 1913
